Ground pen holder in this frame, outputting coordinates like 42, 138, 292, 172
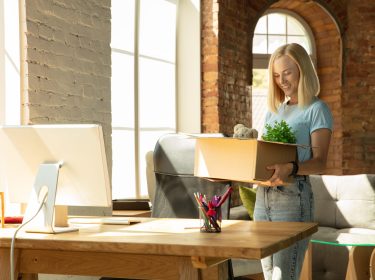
199, 206, 222, 233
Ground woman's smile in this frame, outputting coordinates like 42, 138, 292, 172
273, 55, 300, 102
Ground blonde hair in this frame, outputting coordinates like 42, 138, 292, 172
267, 43, 320, 113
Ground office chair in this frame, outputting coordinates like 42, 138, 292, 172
151, 133, 231, 219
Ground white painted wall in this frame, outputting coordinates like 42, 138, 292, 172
177, 0, 200, 133
23, 0, 112, 168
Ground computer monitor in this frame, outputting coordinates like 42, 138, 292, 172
0, 124, 112, 233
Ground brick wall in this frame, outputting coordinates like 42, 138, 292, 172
201, 0, 219, 132
201, 0, 375, 175
201, 0, 265, 133
22, 0, 112, 172
215, 0, 252, 134
342, 0, 375, 174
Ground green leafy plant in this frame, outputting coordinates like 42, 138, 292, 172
239, 186, 256, 220
262, 120, 297, 144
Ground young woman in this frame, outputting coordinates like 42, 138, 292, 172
254, 43, 333, 280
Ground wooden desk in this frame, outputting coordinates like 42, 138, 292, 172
0, 218, 317, 280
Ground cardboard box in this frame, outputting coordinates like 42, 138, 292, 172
194, 137, 297, 184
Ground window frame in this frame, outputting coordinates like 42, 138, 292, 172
253, 9, 316, 69
111, 0, 178, 203
251, 9, 316, 139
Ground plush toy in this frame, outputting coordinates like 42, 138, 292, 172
233, 124, 258, 139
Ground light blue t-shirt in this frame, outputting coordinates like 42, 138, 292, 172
264, 98, 333, 162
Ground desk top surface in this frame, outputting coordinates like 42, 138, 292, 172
0, 218, 317, 260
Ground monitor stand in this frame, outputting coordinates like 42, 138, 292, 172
22, 162, 78, 234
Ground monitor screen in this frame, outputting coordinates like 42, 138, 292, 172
0, 124, 112, 207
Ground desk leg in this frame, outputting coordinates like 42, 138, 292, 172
370, 248, 375, 279
178, 257, 200, 279
0, 248, 38, 280
346, 246, 374, 280
190, 256, 228, 280
178, 257, 228, 280
300, 242, 312, 280
200, 261, 228, 280
0, 248, 19, 280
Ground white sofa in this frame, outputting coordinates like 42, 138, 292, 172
309, 174, 375, 280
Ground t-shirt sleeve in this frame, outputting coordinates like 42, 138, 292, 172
310, 101, 333, 134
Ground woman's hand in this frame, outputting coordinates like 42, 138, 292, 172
263, 128, 332, 187
264, 162, 293, 187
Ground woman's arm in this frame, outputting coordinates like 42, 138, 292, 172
264, 128, 332, 187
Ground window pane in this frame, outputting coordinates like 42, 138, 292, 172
111, 0, 177, 200
139, 0, 176, 61
4, 2, 19, 65
111, 0, 134, 52
287, 36, 311, 54
253, 35, 267, 54
139, 57, 176, 129
268, 14, 286, 35
254, 15, 267, 34
268, 35, 286, 53
287, 16, 305, 35
252, 69, 269, 137
252, 68, 268, 89
111, 52, 134, 127
112, 129, 136, 199
139, 130, 173, 198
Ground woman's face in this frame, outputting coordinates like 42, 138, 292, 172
272, 55, 300, 102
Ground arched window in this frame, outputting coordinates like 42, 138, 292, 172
252, 10, 315, 135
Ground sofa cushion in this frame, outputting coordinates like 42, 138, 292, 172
310, 174, 375, 229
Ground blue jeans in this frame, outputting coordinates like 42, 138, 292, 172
253, 177, 313, 280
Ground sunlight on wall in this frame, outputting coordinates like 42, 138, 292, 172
3, 0, 20, 125
177, 0, 200, 133
0, 0, 21, 216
